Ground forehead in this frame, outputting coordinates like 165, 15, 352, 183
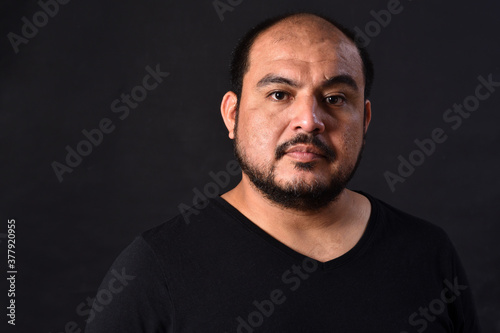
247, 18, 363, 84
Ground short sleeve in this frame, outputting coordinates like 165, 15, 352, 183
84, 237, 174, 333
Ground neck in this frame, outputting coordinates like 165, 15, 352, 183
220, 176, 370, 261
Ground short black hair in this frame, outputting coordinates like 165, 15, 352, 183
230, 12, 374, 101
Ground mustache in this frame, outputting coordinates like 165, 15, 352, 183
275, 134, 336, 162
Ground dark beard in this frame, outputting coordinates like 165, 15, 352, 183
233, 131, 364, 212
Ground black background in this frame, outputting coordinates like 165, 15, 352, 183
1, 0, 499, 332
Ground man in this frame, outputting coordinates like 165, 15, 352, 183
85, 13, 480, 332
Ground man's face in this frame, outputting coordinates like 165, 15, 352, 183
230, 18, 370, 211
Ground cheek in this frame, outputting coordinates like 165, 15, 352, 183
341, 128, 361, 154
239, 108, 282, 160
333, 117, 364, 157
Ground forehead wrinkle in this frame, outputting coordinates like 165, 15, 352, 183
254, 55, 362, 89
250, 16, 349, 58
246, 17, 364, 92
269, 31, 331, 47
254, 28, 359, 67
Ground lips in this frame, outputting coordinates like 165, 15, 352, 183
275, 134, 336, 162
284, 144, 326, 161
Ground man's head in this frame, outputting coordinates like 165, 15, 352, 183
220, 13, 373, 211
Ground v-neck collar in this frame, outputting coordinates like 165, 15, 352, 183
211, 190, 379, 271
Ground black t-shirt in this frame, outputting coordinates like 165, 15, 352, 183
84, 192, 481, 332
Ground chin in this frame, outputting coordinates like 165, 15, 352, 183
275, 173, 329, 188
279, 162, 332, 179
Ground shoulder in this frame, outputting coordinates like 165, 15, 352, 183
359, 192, 467, 280
137, 197, 236, 265
141, 197, 227, 243
364, 191, 450, 239
361, 191, 456, 259
358, 193, 481, 332
84, 236, 174, 332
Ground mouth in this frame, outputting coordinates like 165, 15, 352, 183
275, 134, 336, 163
284, 145, 326, 162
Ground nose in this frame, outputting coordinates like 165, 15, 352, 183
289, 95, 325, 134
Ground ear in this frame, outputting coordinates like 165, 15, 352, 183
220, 91, 238, 139
363, 99, 372, 136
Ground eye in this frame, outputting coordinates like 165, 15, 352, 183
269, 91, 289, 101
325, 95, 345, 106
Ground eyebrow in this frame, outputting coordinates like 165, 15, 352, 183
322, 74, 358, 91
256, 73, 359, 91
256, 74, 299, 88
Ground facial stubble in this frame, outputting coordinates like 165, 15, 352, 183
232, 110, 365, 212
